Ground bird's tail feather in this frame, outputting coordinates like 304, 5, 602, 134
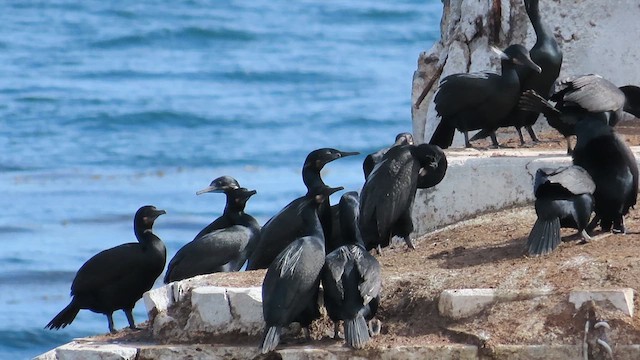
526, 217, 561, 256
260, 326, 281, 354
428, 121, 455, 149
45, 301, 80, 330
344, 314, 371, 349
469, 129, 492, 142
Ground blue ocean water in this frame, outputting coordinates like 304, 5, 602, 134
0, 1, 441, 358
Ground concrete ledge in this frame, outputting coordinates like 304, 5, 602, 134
412, 147, 640, 237
34, 342, 640, 360
438, 288, 554, 319
569, 288, 635, 317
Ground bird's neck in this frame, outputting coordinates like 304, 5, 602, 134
526, 0, 553, 43
303, 203, 325, 248
135, 225, 165, 254
302, 165, 325, 193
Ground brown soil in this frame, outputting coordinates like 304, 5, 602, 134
94, 122, 640, 351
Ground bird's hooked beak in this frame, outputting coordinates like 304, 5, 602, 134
196, 183, 239, 195
514, 54, 542, 73
144, 209, 166, 225
314, 186, 344, 203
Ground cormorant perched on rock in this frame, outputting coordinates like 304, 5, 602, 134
520, 75, 640, 153
572, 117, 638, 234
247, 148, 358, 270
45, 205, 166, 333
260, 186, 343, 354
363, 132, 414, 179
429, 44, 541, 149
359, 144, 447, 252
473, 0, 562, 145
164, 179, 260, 283
527, 166, 595, 256
323, 192, 381, 349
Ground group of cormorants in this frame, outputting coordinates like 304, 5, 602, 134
44, 0, 640, 354
44, 135, 448, 352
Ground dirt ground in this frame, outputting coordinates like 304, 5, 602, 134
97, 122, 640, 352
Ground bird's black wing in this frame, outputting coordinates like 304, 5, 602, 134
434, 72, 499, 116
324, 247, 350, 300
534, 165, 596, 196
352, 246, 381, 306
165, 226, 250, 281
555, 74, 625, 112
71, 243, 143, 295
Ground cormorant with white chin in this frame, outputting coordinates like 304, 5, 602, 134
46, 205, 166, 333
429, 44, 541, 148
164, 176, 260, 283
247, 148, 358, 270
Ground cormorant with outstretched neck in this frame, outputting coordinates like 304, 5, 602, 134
473, 0, 562, 145
363, 132, 414, 179
359, 144, 447, 252
323, 192, 381, 349
46, 206, 166, 333
527, 166, 595, 256
164, 177, 260, 283
519, 74, 640, 153
572, 117, 638, 234
260, 186, 343, 354
429, 44, 541, 148
247, 148, 358, 270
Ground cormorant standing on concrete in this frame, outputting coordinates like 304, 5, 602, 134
429, 44, 541, 148
359, 144, 447, 252
247, 148, 358, 270
164, 181, 260, 283
260, 186, 343, 354
519, 75, 640, 153
363, 132, 414, 179
323, 192, 381, 349
527, 166, 595, 256
572, 117, 638, 234
473, 0, 562, 145
45, 205, 166, 333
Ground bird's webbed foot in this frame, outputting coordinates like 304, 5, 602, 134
612, 217, 626, 234
403, 236, 416, 250
375, 245, 383, 256
368, 319, 381, 337
580, 229, 592, 243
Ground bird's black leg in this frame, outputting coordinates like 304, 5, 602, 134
516, 127, 526, 145
566, 137, 573, 155
304, 327, 312, 342
333, 322, 342, 339
402, 235, 416, 250
526, 125, 539, 142
376, 244, 383, 256
124, 308, 140, 330
464, 131, 471, 148
585, 215, 600, 235
490, 132, 501, 148
106, 313, 116, 334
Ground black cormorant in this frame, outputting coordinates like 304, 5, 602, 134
363, 132, 414, 179
260, 185, 343, 354
247, 148, 358, 270
572, 117, 638, 234
526, 165, 595, 256
322, 191, 381, 349
164, 181, 260, 283
359, 144, 447, 252
429, 44, 541, 149
519, 75, 640, 153
473, 0, 562, 145
45, 205, 166, 333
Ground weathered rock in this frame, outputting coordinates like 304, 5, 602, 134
439, 288, 554, 319
227, 287, 264, 335
33, 342, 137, 360
185, 286, 233, 333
